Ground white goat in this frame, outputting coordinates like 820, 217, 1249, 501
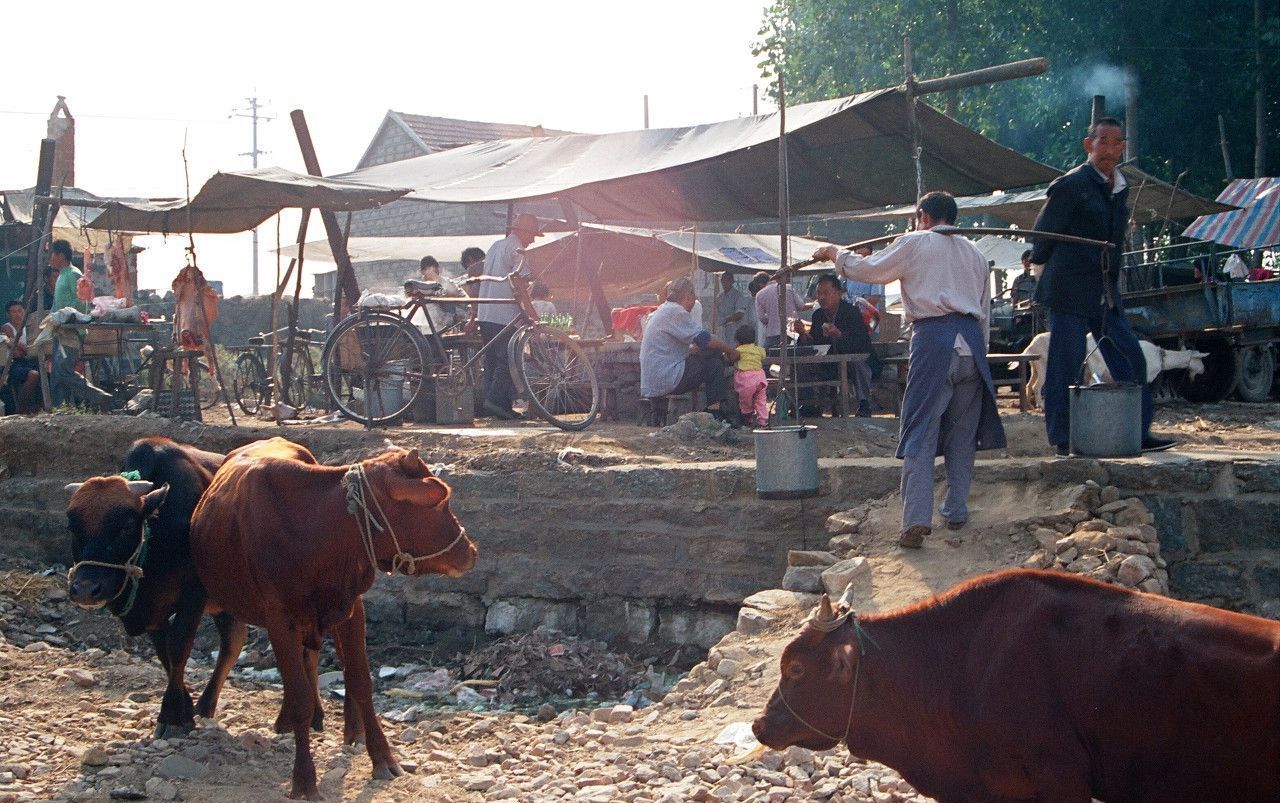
1019, 331, 1208, 409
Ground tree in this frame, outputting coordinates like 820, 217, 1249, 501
755, 0, 1276, 195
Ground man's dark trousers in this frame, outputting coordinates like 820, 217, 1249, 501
1044, 306, 1151, 447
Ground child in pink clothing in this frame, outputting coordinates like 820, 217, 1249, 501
732, 324, 769, 428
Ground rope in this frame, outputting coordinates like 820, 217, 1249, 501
775, 613, 875, 750
343, 463, 466, 576
66, 514, 153, 618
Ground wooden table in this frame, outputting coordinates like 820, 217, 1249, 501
770, 352, 871, 417
879, 352, 1041, 414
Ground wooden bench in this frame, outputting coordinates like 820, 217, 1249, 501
770, 352, 870, 417
879, 353, 1041, 414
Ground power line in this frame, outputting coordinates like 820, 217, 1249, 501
230, 95, 275, 296
0, 109, 227, 123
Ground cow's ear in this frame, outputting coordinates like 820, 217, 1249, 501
830, 643, 856, 684
398, 449, 430, 478
141, 483, 170, 517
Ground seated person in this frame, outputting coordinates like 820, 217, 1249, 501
416, 255, 461, 331
795, 274, 874, 417
2, 299, 40, 414
1010, 250, 1038, 304
639, 277, 738, 421
530, 280, 557, 318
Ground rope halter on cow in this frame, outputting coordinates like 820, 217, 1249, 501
343, 462, 466, 577
776, 584, 878, 752
64, 476, 162, 618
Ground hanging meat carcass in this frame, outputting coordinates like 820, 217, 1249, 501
172, 265, 219, 385
108, 236, 131, 300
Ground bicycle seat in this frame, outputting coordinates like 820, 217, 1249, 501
248, 335, 265, 346
404, 279, 443, 297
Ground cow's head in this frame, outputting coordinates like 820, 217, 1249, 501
64, 476, 169, 609
753, 589, 862, 752
363, 448, 477, 578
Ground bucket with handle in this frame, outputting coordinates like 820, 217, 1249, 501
1068, 334, 1142, 457
755, 425, 819, 499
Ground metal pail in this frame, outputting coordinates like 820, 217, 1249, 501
755, 425, 819, 499
1068, 382, 1142, 457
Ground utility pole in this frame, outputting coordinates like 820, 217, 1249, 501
230, 95, 273, 295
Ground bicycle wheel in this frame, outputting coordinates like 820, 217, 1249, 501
232, 353, 268, 415
512, 324, 599, 430
278, 341, 316, 410
197, 365, 224, 410
321, 312, 428, 426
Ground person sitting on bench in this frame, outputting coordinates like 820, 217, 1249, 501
639, 277, 739, 422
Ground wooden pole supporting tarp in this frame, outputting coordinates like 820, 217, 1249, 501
290, 110, 359, 323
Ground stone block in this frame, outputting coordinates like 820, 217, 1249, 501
743, 589, 820, 613
580, 598, 656, 644
1169, 561, 1246, 605
825, 512, 860, 535
1233, 460, 1280, 493
781, 566, 824, 594
1116, 555, 1156, 586
657, 608, 736, 649
484, 598, 580, 636
787, 550, 838, 567
736, 607, 774, 636
1193, 500, 1280, 553
820, 557, 871, 598
1041, 458, 1107, 486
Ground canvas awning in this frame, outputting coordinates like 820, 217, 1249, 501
1181, 177, 1280, 249
838, 165, 1236, 228
334, 88, 1061, 223
0, 186, 143, 250
278, 225, 835, 299
85, 167, 410, 234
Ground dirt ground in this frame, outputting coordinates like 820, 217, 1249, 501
1, 397, 1278, 802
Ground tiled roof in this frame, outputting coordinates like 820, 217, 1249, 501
392, 111, 576, 153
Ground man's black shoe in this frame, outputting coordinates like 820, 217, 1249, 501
1055, 443, 1071, 457
483, 399, 516, 420
1141, 436, 1176, 453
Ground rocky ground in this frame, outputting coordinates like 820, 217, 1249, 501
0, 398, 1277, 801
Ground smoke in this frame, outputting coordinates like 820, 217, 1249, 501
1072, 63, 1138, 104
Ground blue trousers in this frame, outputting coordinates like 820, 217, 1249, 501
900, 352, 982, 532
1044, 307, 1151, 447
478, 322, 517, 410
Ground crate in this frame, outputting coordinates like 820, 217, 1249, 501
153, 389, 199, 420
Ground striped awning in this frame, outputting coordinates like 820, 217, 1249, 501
1182, 178, 1280, 249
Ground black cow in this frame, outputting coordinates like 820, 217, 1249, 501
65, 436, 246, 737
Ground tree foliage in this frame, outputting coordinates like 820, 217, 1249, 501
755, 0, 1278, 195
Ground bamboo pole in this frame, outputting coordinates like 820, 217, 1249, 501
290, 110, 359, 322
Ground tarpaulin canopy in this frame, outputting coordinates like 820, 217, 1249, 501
85, 167, 410, 234
1181, 177, 1280, 249
0, 186, 144, 250
278, 225, 835, 299
334, 88, 1061, 223
973, 234, 1032, 271
838, 164, 1236, 228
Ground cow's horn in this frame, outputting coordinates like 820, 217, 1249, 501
836, 583, 856, 612
125, 480, 155, 495
814, 594, 835, 623
64, 482, 84, 495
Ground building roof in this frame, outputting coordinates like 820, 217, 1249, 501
394, 111, 575, 152
356, 110, 577, 168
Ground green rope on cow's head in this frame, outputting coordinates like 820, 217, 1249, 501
119, 470, 141, 481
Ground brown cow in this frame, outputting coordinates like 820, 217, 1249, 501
189, 437, 477, 800
65, 436, 244, 738
753, 569, 1280, 802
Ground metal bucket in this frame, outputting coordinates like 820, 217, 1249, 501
372, 360, 409, 416
755, 425, 819, 499
1069, 382, 1142, 457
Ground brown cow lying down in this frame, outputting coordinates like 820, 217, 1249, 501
190, 437, 477, 800
65, 436, 244, 738
753, 569, 1280, 802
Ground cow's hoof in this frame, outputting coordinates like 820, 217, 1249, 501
311, 708, 324, 732
153, 721, 194, 740
287, 786, 321, 801
372, 760, 404, 780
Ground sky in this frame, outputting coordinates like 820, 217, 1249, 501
2, 1, 774, 298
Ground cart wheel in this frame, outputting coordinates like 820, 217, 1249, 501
232, 352, 268, 415
1175, 338, 1238, 403
1234, 345, 1275, 402
512, 324, 599, 430
321, 312, 428, 426
279, 342, 316, 410
197, 368, 224, 410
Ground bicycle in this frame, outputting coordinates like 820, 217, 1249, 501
319, 271, 599, 430
229, 328, 321, 415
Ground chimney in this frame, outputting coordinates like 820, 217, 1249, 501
47, 96, 75, 187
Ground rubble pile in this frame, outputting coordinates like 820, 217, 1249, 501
1021, 483, 1170, 594
457, 630, 650, 705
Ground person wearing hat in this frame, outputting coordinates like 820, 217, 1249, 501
476, 213, 542, 419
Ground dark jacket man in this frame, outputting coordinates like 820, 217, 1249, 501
1030, 162, 1128, 314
